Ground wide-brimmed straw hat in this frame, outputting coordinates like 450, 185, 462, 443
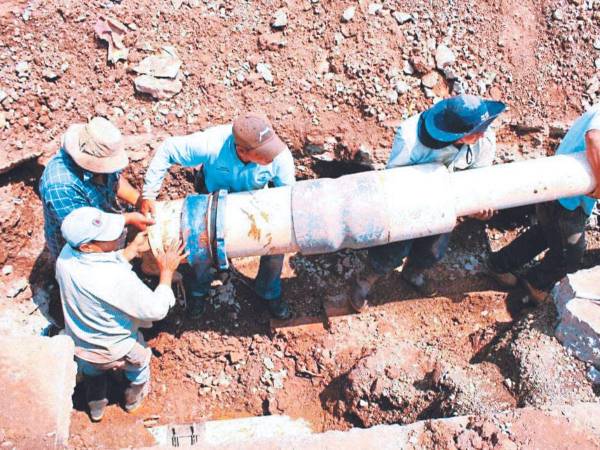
62, 117, 128, 174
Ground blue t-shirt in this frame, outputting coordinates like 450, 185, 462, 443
556, 104, 600, 215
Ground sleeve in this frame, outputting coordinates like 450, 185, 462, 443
44, 183, 89, 221
272, 150, 296, 187
472, 129, 497, 168
586, 109, 600, 132
386, 126, 415, 169
111, 272, 176, 322
142, 131, 215, 199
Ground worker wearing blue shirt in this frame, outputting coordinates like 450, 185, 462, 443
141, 113, 295, 319
487, 104, 600, 302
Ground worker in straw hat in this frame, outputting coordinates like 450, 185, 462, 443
40, 117, 155, 261
39, 117, 155, 329
350, 94, 506, 312
140, 113, 295, 320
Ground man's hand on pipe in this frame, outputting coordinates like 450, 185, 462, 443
585, 130, 600, 199
139, 198, 157, 219
468, 208, 496, 221
124, 211, 155, 231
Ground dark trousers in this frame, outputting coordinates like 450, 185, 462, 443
489, 201, 587, 290
367, 233, 451, 275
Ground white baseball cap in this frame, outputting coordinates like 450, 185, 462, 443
61, 207, 125, 248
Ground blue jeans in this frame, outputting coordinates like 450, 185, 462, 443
191, 254, 284, 301
367, 233, 451, 275
76, 341, 151, 385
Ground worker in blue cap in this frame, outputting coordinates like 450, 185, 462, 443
350, 94, 506, 311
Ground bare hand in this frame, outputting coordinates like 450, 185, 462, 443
124, 212, 155, 231
122, 231, 151, 261
139, 198, 157, 218
155, 240, 189, 275
469, 208, 495, 221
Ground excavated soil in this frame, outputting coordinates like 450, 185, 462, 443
2, 0, 600, 448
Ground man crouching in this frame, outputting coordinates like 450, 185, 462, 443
55, 207, 187, 422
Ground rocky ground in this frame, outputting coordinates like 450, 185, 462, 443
1, 0, 600, 448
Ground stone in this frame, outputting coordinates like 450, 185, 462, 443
392, 11, 412, 24
7, 278, 28, 298
15, 61, 30, 78
435, 44, 456, 69
0, 336, 76, 448
134, 75, 183, 100
270, 316, 326, 337
133, 47, 182, 79
342, 6, 355, 22
1, 265, 12, 276
394, 80, 411, 95
0, 112, 6, 130
368, 3, 383, 15
553, 9, 564, 21
271, 9, 288, 28
421, 71, 440, 88
0, 89, 7, 103
256, 63, 274, 83
94, 16, 129, 64
171, 0, 184, 9
42, 69, 59, 81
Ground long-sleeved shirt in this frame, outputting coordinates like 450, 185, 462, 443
142, 124, 296, 199
55, 245, 175, 364
40, 149, 121, 260
387, 113, 496, 170
555, 104, 600, 215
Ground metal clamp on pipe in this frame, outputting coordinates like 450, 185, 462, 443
181, 190, 229, 271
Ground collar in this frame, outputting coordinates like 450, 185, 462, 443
68, 246, 131, 265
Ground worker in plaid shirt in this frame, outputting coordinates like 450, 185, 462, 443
40, 117, 154, 260
39, 117, 154, 328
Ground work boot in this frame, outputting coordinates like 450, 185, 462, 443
484, 259, 519, 288
85, 373, 108, 422
401, 266, 438, 297
187, 294, 207, 319
124, 381, 150, 413
520, 279, 549, 303
349, 273, 380, 313
266, 297, 291, 320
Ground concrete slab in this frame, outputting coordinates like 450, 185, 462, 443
0, 335, 76, 449
553, 267, 600, 368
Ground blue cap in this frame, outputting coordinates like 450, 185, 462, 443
61, 207, 125, 248
422, 95, 506, 143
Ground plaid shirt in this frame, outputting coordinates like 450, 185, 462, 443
40, 149, 121, 260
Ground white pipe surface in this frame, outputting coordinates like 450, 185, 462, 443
152, 152, 597, 260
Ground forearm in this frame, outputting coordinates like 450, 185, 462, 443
117, 176, 141, 206
586, 130, 600, 181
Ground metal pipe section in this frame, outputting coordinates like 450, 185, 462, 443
166, 152, 596, 268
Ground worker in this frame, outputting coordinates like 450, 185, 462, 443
350, 94, 506, 312
140, 113, 295, 320
486, 104, 600, 302
55, 207, 187, 422
39, 117, 154, 328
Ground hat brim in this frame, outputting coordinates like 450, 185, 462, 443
63, 124, 129, 174
94, 212, 126, 243
245, 133, 287, 162
424, 100, 506, 143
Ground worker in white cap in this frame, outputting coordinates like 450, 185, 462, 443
55, 207, 187, 422
39, 117, 155, 328
140, 113, 296, 320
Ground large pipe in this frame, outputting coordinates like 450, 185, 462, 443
149, 152, 595, 269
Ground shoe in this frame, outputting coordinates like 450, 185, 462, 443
85, 374, 108, 422
124, 381, 150, 413
187, 294, 206, 319
266, 297, 291, 320
401, 266, 438, 297
484, 259, 518, 288
520, 279, 549, 303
